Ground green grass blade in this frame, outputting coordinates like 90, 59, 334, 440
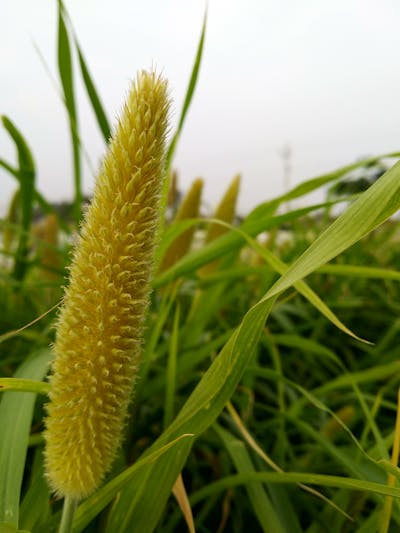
263, 160, 400, 301
69, 435, 194, 533
244, 152, 400, 223
0, 349, 52, 528
19, 449, 51, 532
0, 525, 29, 533
57, 1, 82, 223
287, 360, 400, 416
165, 9, 207, 173
189, 472, 400, 504
216, 424, 291, 533
136, 286, 178, 400
154, 200, 345, 288
164, 305, 180, 428
0, 159, 19, 179
158, 8, 207, 230
278, 152, 400, 204
104, 296, 277, 532
223, 218, 367, 341
0, 378, 50, 394
76, 47, 111, 142
1, 116, 35, 281
318, 263, 400, 281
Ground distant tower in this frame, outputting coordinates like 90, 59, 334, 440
280, 143, 292, 194
279, 143, 292, 211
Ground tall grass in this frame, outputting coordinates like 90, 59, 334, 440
1, 4, 400, 532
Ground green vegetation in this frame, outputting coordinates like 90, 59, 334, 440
2, 3, 400, 532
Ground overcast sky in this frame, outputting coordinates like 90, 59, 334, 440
1, 1, 400, 215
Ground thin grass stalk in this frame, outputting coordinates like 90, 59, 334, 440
1, 116, 35, 281
57, 2, 82, 223
379, 387, 400, 533
58, 496, 77, 533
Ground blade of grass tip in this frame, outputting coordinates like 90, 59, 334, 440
278, 151, 400, 204
165, 9, 207, 172
172, 474, 196, 533
1, 116, 35, 281
159, 7, 207, 226
31, 36, 97, 193
76, 47, 111, 142
379, 387, 400, 533
245, 151, 400, 220
199, 216, 367, 343
57, 1, 82, 223
60, 0, 110, 142
262, 160, 400, 302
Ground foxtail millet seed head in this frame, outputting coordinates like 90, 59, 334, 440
159, 177, 203, 272
205, 174, 240, 245
199, 174, 240, 276
44, 70, 170, 499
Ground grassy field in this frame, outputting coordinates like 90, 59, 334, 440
2, 4, 400, 533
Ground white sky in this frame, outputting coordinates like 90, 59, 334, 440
1, 0, 400, 215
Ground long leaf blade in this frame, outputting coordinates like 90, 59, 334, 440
1, 116, 35, 281
0, 349, 52, 528
76, 46, 111, 142
57, 2, 82, 222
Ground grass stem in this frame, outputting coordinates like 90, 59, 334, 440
58, 496, 78, 533
379, 387, 400, 533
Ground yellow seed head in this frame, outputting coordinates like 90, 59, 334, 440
167, 169, 179, 208
44, 71, 170, 499
199, 174, 240, 275
159, 177, 203, 272
321, 405, 355, 440
33, 213, 60, 278
205, 174, 240, 244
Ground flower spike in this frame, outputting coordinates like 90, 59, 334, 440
44, 70, 170, 499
